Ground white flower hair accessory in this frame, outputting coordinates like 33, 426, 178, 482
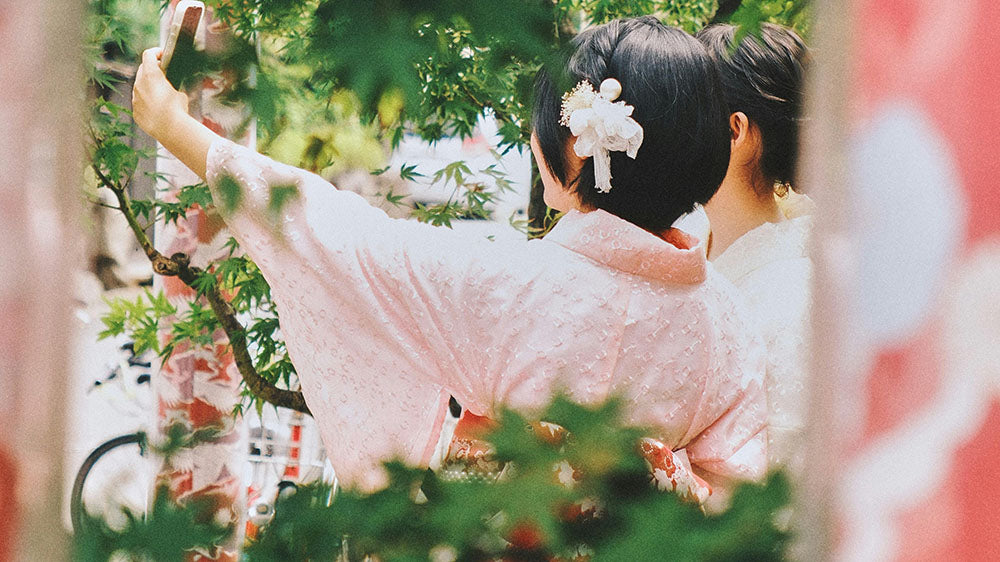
559, 78, 644, 193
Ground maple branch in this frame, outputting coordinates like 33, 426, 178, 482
94, 162, 310, 414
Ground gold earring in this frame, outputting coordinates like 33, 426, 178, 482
774, 180, 791, 198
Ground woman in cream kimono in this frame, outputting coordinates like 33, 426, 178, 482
131, 17, 766, 496
692, 23, 812, 471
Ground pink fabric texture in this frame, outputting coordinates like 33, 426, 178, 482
205, 138, 767, 491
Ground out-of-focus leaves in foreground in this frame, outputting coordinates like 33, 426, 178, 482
241, 395, 792, 562
75, 393, 791, 560
73, 486, 228, 562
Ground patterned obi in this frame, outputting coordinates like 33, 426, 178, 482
438, 412, 712, 505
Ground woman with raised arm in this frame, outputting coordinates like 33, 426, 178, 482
695, 23, 812, 471
133, 16, 766, 496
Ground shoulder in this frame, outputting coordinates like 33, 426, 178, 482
712, 216, 813, 286
700, 265, 760, 334
371, 220, 593, 294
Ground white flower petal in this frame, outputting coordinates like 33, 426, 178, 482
561, 90, 644, 192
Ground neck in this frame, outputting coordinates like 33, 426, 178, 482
704, 174, 784, 260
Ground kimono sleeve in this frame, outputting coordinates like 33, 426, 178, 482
203, 138, 514, 486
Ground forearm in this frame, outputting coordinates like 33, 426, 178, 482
155, 111, 218, 180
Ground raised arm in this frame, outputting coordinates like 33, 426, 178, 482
131, 48, 452, 487
132, 47, 216, 179
131, 44, 508, 402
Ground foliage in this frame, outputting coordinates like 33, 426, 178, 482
728, 0, 812, 43
99, 290, 176, 355
75, 396, 791, 561
206, 0, 811, 156
73, 486, 229, 562
86, 0, 158, 87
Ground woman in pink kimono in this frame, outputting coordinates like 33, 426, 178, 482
132, 17, 766, 496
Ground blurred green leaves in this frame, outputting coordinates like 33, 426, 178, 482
216, 175, 244, 214
209, 0, 557, 139
73, 485, 228, 562
242, 395, 792, 561
727, 0, 812, 42
203, 0, 810, 153
87, 0, 159, 88
74, 390, 790, 560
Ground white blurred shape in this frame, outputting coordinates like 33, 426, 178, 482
850, 102, 965, 346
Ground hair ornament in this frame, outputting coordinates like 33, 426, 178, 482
559, 78, 644, 193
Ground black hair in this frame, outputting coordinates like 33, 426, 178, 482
532, 16, 731, 233
696, 23, 808, 191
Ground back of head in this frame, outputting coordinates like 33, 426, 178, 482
696, 23, 809, 190
533, 17, 731, 233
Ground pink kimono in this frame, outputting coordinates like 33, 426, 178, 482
205, 138, 767, 492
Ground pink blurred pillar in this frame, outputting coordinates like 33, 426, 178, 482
803, 1, 1000, 560
794, 0, 852, 557
0, 1, 84, 560
153, 3, 253, 560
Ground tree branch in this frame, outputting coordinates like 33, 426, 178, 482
93, 164, 156, 261
93, 163, 311, 414
175, 258, 312, 414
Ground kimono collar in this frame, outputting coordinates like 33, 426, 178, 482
712, 214, 813, 284
545, 209, 707, 285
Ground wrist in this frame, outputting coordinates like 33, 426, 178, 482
154, 111, 217, 180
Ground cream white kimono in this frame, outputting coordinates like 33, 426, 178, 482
710, 197, 814, 470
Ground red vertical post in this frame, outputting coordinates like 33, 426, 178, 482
0, 1, 84, 560
153, 3, 253, 560
282, 413, 304, 481
804, 1, 1000, 560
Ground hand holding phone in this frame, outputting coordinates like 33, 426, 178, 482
161, 0, 204, 88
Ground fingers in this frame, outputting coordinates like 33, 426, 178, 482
142, 47, 163, 67
136, 47, 171, 96
139, 47, 166, 82
134, 48, 164, 120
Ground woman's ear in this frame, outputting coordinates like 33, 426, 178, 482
730, 111, 750, 146
729, 111, 761, 167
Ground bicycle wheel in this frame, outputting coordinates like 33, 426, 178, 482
70, 432, 146, 535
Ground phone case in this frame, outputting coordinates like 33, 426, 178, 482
160, 0, 204, 87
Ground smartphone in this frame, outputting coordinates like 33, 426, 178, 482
160, 0, 204, 88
